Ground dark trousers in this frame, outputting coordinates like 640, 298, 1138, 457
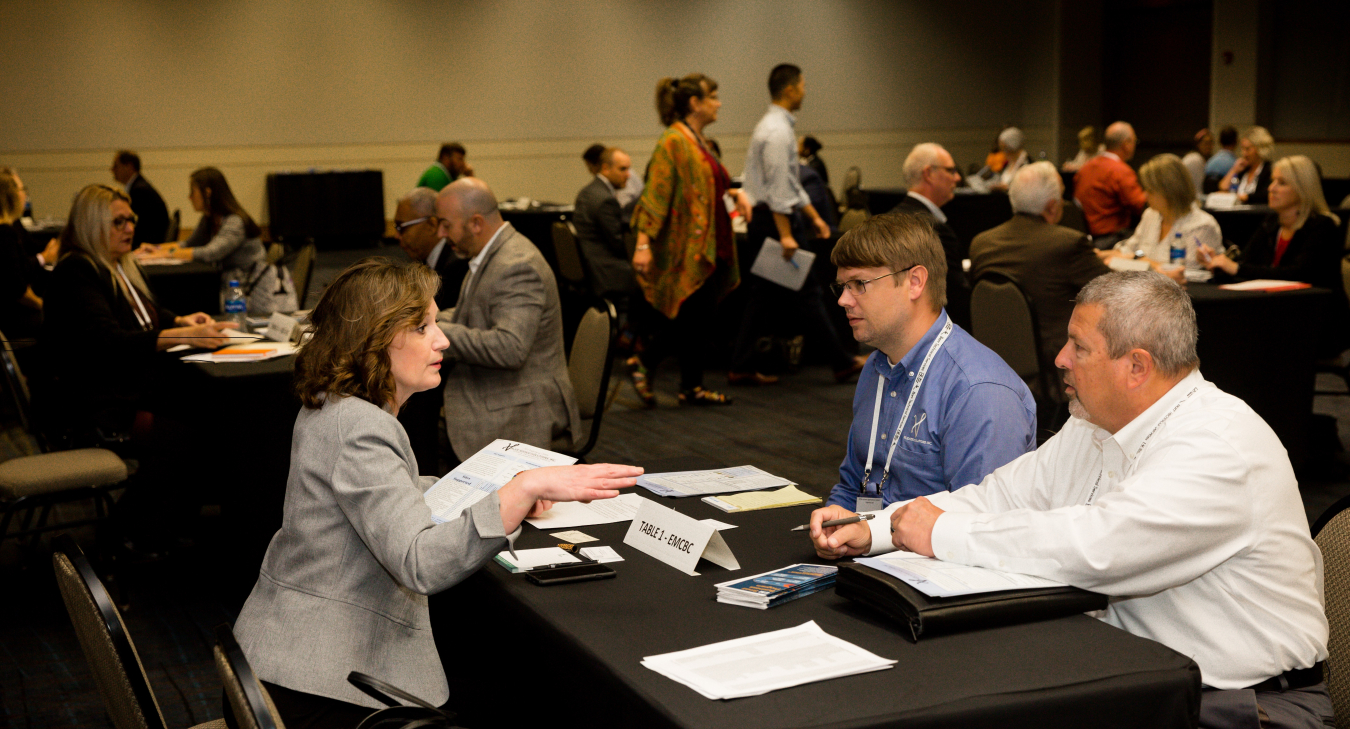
636, 279, 719, 392
224, 683, 371, 729
731, 204, 853, 374
1198, 682, 1334, 729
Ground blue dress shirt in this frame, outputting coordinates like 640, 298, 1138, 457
827, 311, 1037, 510
1205, 149, 1237, 178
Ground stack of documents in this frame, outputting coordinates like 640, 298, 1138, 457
181, 340, 294, 363
424, 440, 576, 523
701, 485, 821, 513
637, 465, 792, 498
523, 492, 645, 529
1218, 279, 1312, 293
641, 621, 895, 699
715, 564, 837, 609
855, 551, 1065, 598
494, 547, 579, 573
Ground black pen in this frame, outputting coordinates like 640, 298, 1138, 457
789, 513, 876, 532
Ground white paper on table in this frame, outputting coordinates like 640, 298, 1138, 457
137, 257, 186, 266
749, 238, 815, 291
524, 493, 645, 530
641, 620, 895, 700
1217, 279, 1310, 291
549, 530, 598, 544
221, 329, 264, 342
180, 341, 295, 363
493, 547, 579, 573
856, 551, 1064, 598
638, 465, 791, 497
423, 440, 577, 524
579, 546, 624, 563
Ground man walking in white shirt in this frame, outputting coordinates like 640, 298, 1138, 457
809, 271, 1331, 729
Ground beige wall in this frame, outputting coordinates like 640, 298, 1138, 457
0, 0, 1058, 223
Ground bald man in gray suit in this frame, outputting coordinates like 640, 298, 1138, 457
434, 178, 581, 462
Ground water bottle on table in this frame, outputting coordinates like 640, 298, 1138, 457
224, 279, 248, 333
1169, 232, 1185, 268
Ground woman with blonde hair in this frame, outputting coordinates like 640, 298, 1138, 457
1202, 155, 1348, 355
40, 184, 234, 551
1108, 153, 1222, 276
1218, 125, 1275, 204
629, 73, 751, 406
232, 258, 640, 728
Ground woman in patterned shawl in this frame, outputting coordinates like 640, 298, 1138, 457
630, 73, 751, 406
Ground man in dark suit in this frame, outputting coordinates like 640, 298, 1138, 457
887, 143, 970, 330
395, 186, 469, 474
111, 150, 170, 245
572, 147, 637, 300
969, 160, 1110, 400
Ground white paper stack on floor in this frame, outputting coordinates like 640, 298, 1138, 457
641, 621, 895, 699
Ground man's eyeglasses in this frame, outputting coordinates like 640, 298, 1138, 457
830, 265, 918, 297
111, 214, 138, 230
931, 165, 960, 176
394, 216, 434, 234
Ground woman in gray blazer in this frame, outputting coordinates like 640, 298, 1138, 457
231, 259, 641, 728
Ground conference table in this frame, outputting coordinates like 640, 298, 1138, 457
433, 457, 1200, 729
143, 260, 221, 316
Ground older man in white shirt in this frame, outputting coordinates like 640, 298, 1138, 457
809, 271, 1330, 729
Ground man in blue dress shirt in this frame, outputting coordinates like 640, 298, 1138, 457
824, 213, 1036, 511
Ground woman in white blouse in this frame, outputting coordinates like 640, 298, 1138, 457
1103, 154, 1222, 280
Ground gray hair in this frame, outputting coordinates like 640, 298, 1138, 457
1075, 271, 1198, 377
998, 127, 1024, 152
398, 187, 438, 217
1103, 121, 1135, 150
1008, 161, 1062, 215
903, 143, 947, 188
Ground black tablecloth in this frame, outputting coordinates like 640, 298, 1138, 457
1189, 283, 1326, 466
434, 459, 1199, 728
864, 189, 1012, 260
144, 261, 220, 316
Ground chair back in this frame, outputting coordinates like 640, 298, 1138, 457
566, 301, 617, 458
215, 624, 284, 729
165, 210, 180, 243
0, 328, 37, 444
51, 535, 167, 729
842, 167, 868, 211
970, 273, 1042, 381
291, 244, 317, 309
551, 222, 588, 286
1058, 202, 1089, 234
838, 208, 870, 234
1314, 495, 1350, 720
266, 242, 285, 265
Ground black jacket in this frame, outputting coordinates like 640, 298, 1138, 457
128, 175, 171, 246
572, 177, 636, 298
887, 194, 972, 331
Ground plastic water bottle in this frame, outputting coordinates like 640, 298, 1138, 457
224, 280, 248, 332
1169, 233, 1185, 268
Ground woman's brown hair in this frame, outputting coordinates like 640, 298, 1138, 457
655, 73, 718, 126
294, 258, 440, 411
190, 166, 262, 238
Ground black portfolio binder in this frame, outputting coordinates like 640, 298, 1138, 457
836, 562, 1109, 642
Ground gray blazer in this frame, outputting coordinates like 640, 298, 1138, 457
439, 223, 582, 460
233, 395, 511, 709
572, 176, 637, 298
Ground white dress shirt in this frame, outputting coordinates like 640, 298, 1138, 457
426, 240, 448, 271
865, 369, 1327, 689
463, 223, 512, 291
1115, 203, 1223, 264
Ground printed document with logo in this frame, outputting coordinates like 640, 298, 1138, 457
855, 550, 1065, 598
749, 238, 815, 291
423, 440, 576, 524
524, 492, 646, 530
641, 620, 895, 700
637, 465, 792, 498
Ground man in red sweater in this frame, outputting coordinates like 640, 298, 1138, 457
1074, 121, 1147, 249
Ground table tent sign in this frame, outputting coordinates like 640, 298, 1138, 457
624, 499, 740, 576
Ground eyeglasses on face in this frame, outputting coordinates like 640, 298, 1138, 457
830, 265, 918, 297
111, 213, 139, 230
931, 165, 960, 176
394, 216, 435, 234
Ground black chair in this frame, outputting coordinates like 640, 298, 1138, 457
289, 244, 317, 309
551, 221, 590, 289
165, 209, 181, 243
561, 300, 617, 460
1313, 496, 1350, 720
0, 330, 128, 549
214, 624, 283, 729
969, 272, 1063, 439
52, 535, 226, 729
